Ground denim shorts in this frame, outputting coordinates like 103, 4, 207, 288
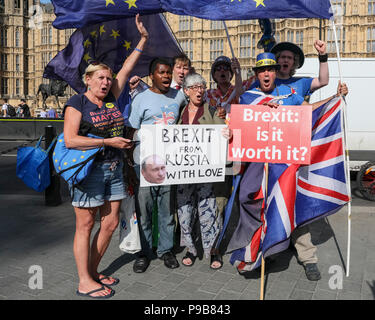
70, 161, 125, 208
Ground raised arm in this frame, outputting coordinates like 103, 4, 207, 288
305, 81, 348, 110
232, 57, 244, 100
111, 14, 149, 100
310, 40, 329, 93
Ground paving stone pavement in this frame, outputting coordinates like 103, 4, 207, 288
0, 148, 374, 303
0, 190, 374, 302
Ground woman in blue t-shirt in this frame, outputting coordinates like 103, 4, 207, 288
64, 14, 148, 299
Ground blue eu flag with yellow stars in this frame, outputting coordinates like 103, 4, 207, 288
44, 13, 181, 123
44, 14, 181, 93
51, 0, 333, 29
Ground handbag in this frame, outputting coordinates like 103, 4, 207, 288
119, 187, 141, 254
16, 135, 56, 192
52, 133, 104, 188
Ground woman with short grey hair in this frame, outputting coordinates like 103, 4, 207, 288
177, 73, 225, 269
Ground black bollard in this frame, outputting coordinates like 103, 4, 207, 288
44, 125, 62, 206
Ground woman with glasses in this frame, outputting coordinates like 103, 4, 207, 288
63, 14, 148, 299
177, 73, 227, 269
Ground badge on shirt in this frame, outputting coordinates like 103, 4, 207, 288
105, 103, 115, 109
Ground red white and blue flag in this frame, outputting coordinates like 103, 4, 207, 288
224, 97, 350, 273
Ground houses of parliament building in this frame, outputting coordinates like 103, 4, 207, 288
1, 0, 375, 114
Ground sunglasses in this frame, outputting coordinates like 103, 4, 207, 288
214, 64, 231, 72
88, 60, 101, 65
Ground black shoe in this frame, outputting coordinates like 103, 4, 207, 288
304, 263, 321, 281
160, 251, 179, 269
133, 255, 150, 273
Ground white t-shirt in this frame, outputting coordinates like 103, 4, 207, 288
2, 104, 8, 116
40, 110, 47, 118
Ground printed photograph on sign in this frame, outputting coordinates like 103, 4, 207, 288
228, 104, 312, 164
138, 124, 228, 187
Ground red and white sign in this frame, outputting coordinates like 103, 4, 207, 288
228, 104, 312, 164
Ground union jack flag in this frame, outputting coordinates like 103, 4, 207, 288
226, 97, 350, 273
153, 111, 176, 125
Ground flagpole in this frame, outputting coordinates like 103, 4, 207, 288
331, 19, 352, 277
222, 21, 240, 75
260, 163, 268, 300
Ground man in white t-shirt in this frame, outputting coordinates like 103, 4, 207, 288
2, 99, 9, 117
39, 109, 47, 118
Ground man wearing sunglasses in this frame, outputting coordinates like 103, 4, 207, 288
206, 56, 256, 251
207, 56, 255, 113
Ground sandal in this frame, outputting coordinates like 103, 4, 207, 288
182, 251, 197, 267
210, 254, 223, 270
96, 275, 119, 287
76, 285, 115, 299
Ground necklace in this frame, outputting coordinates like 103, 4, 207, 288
188, 105, 198, 112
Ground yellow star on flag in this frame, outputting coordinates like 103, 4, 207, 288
90, 30, 98, 38
230, 0, 242, 2
99, 25, 106, 35
105, 0, 115, 7
124, 0, 137, 9
110, 29, 120, 39
83, 53, 92, 63
253, 0, 265, 8
122, 40, 131, 50
83, 39, 92, 48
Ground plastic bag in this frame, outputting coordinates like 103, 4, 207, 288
16, 136, 56, 192
119, 191, 141, 254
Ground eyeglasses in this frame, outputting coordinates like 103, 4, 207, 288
88, 60, 101, 65
214, 64, 231, 72
188, 85, 206, 91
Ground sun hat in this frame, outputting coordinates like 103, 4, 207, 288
270, 42, 305, 68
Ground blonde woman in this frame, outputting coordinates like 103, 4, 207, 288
63, 14, 148, 299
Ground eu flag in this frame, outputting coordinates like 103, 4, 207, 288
161, 0, 333, 21
44, 14, 182, 94
51, 0, 333, 29
52, 0, 164, 29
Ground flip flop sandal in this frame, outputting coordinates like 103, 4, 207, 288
76, 285, 115, 299
210, 254, 223, 270
182, 251, 197, 267
97, 275, 120, 286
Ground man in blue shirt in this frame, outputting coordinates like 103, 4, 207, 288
270, 40, 329, 100
127, 57, 186, 273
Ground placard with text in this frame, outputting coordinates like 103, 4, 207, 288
228, 104, 312, 164
137, 124, 227, 187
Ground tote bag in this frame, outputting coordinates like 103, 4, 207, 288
16, 136, 56, 192
52, 133, 103, 188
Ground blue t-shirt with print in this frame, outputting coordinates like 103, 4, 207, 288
240, 84, 305, 106
128, 88, 186, 129
249, 77, 313, 100
65, 93, 125, 162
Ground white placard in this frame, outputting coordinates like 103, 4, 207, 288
137, 124, 227, 186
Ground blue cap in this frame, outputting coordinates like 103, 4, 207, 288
252, 52, 280, 71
